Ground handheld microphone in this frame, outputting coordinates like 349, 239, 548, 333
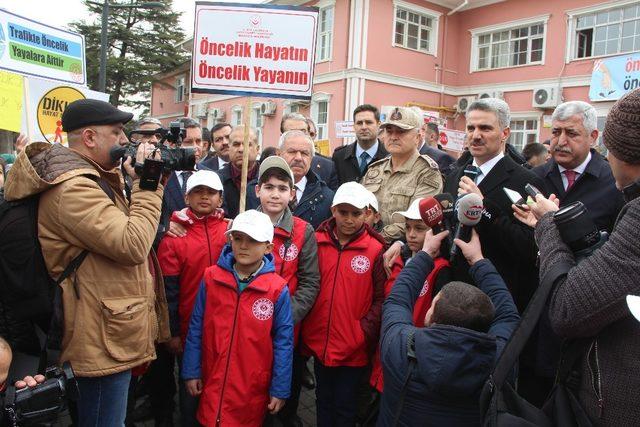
434, 193, 455, 231
418, 197, 445, 234
449, 193, 483, 261
463, 165, 481, 183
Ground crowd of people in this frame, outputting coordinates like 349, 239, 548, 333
0, 87, 639, 427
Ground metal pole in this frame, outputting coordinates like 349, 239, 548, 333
98, 0, 109, 92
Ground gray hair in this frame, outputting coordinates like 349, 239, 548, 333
467, 98, 511, 129
278, 130, 315, 156
178, 117, 201, 129
230, 125, 259, 145
280, 113, 309, 133
137, 117, 162, 127
552, 101, 597, 134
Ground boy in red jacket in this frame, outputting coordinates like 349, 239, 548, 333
301, 182, 386, 427
254, 156, 319, 427
181, 210, 294, 426
157, 170, 228, 426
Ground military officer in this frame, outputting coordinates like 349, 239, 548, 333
362, 107, 442, 242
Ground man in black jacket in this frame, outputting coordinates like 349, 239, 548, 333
444, 98, 544, 312
419, 122, 455, 173
533, 101, 624, 233
332, 104, 388, 185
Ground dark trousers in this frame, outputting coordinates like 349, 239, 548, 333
145, 345, 177, 424
518, 367, 554, 408
264, 350, 305, 426
177, 355, 201, 426
314, 360, 367, 427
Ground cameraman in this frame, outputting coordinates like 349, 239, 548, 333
518, 89, 640, 424
378, 229, 519, 426
3, 99, 170, 426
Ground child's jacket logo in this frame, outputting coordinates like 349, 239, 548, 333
351, 256, 370, 274
419, 280, 430, 297
279, 243, 299, 262
252, 298, 274, 320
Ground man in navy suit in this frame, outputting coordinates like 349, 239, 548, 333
281, 113, 339, 190
199, 122, 231, 171
419, 122, 455, 173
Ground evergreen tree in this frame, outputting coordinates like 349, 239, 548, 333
70, 0, 188, 109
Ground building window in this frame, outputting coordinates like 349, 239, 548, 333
175, 76, 185, 103
316, 5, 334, 62
232, 106, 242, 126
573, 3, 640, 59
251, 105, 263, 148
393, 1, 439, 55
313, 101, 329, 140
475, 23, 545, 70
509, 119, 539, 152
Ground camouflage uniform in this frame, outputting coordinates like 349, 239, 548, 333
362, 151, 442, 242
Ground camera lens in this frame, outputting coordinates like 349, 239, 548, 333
553, 201, 600, 252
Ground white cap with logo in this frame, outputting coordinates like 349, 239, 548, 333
391, 198, 424, 222
225, 209, 274, 243
186, 170, 223, 194
332, 182, 371, 209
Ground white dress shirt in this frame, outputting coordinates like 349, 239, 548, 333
472, 152, 505, 185
295, 175, 307, 202
557, 151, 591, 190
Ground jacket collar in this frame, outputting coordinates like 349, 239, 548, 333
385, 150, 421, 174
216, 244, 276, 293
542, 149, 605, 196
170, 207, 226, 226
316, 218, 386, 249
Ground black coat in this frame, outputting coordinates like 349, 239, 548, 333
532, 150, 624, 233
444, 155, 545, 312
310, 154, 338, 191
218, 163, 259, 219
331, 140, 388, 185
198, 155, 224, 171
420, 144, 455, 173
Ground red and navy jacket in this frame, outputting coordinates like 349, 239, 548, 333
300, 219, 386, 367
157, 207, 228, 342
270, 209, 320, 345
370, 256, 451, 392
181, 245, 293, 426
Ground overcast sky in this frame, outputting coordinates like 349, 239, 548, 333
1, 0, 265, 37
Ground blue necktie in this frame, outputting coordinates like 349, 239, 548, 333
359, 152, 371, 174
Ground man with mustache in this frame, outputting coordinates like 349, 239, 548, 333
532, 101, 623, 233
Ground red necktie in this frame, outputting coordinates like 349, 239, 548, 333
564, 170, 577, 190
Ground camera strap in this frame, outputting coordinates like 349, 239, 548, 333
4, 386, 17, 427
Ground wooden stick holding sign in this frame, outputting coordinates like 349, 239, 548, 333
238, 96, 252, 214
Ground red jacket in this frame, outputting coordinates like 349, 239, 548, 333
273, 215, 309, 296
301, 220, 386, 367
157, 208, 227, 341
183, 249, 293, 426
370, 256, 450, 392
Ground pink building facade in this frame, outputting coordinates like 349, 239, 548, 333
150, 0, 637, 154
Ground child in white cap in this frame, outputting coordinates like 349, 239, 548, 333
157, 170, 229, 425
300, 182, 386, 426
181, 209, 293, 426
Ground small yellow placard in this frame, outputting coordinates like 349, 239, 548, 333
0, 70, 24, 133
315, 139, 330, 156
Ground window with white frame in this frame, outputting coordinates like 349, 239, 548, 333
508, 119, 539, 152
175, 76, 185, 103
232, 106, 242, 126
474, 22, 545, 71
393, 2, 439, 54
316, 5, 334, 62
313, 101, 329, 140
251, 105, 263, 148
572, 2, 640, 59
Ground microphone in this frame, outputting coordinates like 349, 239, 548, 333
449, 193, 483, 261
463, 165, 481, 183
418, 197, 445, 233
434, 193, 455, 232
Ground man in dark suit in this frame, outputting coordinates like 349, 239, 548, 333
281, 113, 339, 190
332, 104, 388, 185
420, 122, 455, 173
218, 125, 260, 218
199, 122, 231, 171
444, 98, 544, 311
533, 101, 624, 233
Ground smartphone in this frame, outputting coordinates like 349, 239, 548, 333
525, 183, 542, 199
503, 187, 526, 207
139, 159, 164, 191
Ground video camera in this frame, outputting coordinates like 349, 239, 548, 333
553, 201, 608, 263
110, 121, 197, 190
4, 362, 78, 427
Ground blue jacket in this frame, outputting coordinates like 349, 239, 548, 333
181, 246, 293, 399
378, 252, 519, 427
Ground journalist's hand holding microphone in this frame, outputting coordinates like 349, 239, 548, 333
512, 194, 560, 228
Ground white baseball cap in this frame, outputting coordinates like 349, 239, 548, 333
366, 190, 379, 212
225, 209, 274, 243
332, 182, 370, 209
391, 198, 424, 222
186, 170, 223, 194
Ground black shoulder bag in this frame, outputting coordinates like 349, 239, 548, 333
479, 262, 593, 427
